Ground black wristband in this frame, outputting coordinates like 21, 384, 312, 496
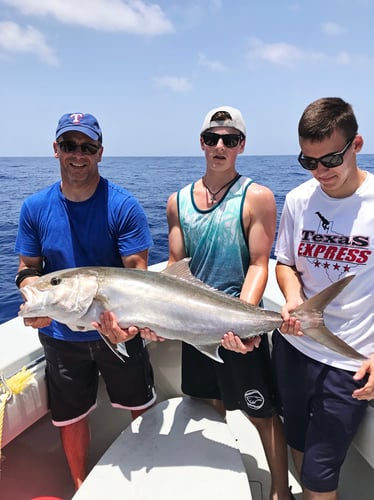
15, 268, 42, 288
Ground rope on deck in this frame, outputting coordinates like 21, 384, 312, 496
0, 368, 35, 473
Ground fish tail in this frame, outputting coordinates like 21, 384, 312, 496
302, 325, 366, 360
293, 274, 366, 360
297, 275, 354, 313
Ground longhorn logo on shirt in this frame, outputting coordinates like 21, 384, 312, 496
315, 211, 331, 231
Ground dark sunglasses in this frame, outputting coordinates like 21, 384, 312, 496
201, 132, 243, 148
58, 141, 100, 155
298, 137, 355, 170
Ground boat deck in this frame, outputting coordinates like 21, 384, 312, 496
1, 259, 373, 499
2, 336, 373, 499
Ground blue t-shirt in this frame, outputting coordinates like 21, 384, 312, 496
15, 176, 153, 341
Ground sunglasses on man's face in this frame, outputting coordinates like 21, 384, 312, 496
298, 137, 355, 170
58, 141, 101, 155
201, 132, 243, 148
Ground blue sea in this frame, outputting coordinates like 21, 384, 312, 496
1, 155, 374, 325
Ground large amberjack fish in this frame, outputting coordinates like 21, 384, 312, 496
19, 259, 365, 363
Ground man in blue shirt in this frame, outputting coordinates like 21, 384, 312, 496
15, 112, 156, 490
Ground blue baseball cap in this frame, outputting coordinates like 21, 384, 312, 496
56, 112, 102, 142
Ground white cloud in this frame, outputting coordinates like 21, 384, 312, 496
2, 0, 174, 35
246, 36, 369, 70
198, 53, 226, 71
247, 37, 327, 68
321, 22, 346, 35
0, 21, 58, 64
247, 38, 304, 68
153, 76, 192, 92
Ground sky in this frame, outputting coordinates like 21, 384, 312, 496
1, 0, 374, 157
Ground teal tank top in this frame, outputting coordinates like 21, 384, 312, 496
178, 175, 253, 296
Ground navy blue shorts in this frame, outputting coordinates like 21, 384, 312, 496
39, 332, 156, 425
272, 330, 368, 492
182, 334, 279, 418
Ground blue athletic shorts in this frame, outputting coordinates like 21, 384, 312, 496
39, 332, 156, 425
182, 334, 280, 418
272, 330, 368, 492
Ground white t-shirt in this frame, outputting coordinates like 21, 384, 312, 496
275, 171, 374, 371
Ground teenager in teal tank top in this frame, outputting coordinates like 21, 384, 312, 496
178, 175, 252, 296
164, 106, 293, 499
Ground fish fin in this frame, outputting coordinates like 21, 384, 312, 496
296, 274, 355, 313
303, 325, 366, 361
292, 274, 366, 360
96, 331, 128, 363
116, 341, 129, 358
193, 343, 224, 363
68, 324, 129, 360
161, 258, 192, 278
162, 258, 217, 291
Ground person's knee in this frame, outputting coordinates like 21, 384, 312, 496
301, 455, 341, 493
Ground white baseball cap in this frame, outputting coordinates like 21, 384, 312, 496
200, 105, 246, 136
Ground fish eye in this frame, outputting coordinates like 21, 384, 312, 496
50, 277, 61, 286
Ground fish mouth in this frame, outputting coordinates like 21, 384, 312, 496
19, 286, 31, 304
18, 285, 44, 317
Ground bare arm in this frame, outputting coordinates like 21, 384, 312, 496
240, 183, 276, 305
275, 262, 305, 309
17, 255, 43, 284
121, 249, 148, 270
222, 183, 276, 353
167, 192, 187, 265
275, 262, 304, 336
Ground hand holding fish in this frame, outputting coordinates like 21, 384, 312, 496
140, 328, 166, 343
92, 311, 140, 344
352, 354, 374, 401
19, 304, 52, 329
92, 311, 161, 345
18, 264, 365, 362
279, 301, 304, 336
221, 332, 261, 353
23, 316, 52, 329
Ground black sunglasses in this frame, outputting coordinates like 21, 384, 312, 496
58, 141, 100, 155
298, 137, 355, 170
201, 132, 243, 148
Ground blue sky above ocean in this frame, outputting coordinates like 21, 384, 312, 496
1, 0, 374, 157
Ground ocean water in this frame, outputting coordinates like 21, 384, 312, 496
1, 155, 373, 325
